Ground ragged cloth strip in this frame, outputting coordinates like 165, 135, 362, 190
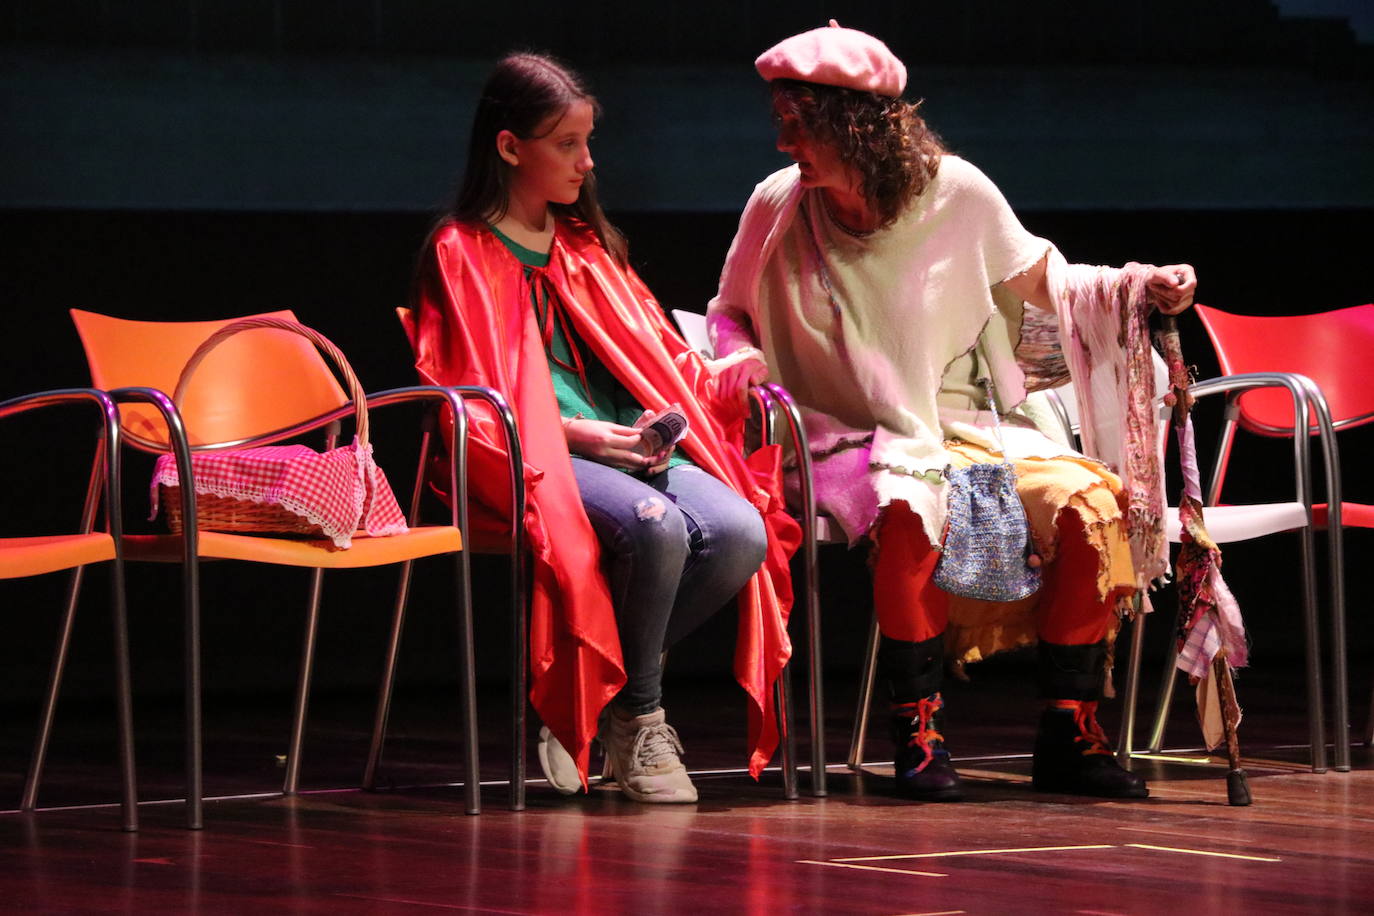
1157, 326, 1248, 751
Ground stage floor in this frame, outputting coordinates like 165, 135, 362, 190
4, 661, 1372, 914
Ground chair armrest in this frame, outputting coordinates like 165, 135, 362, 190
369, 383, 524, 560
0, 388, 124, 541
749, 380, 819, 538
109, 387, 197, 555
1183, 370, 1342, 533
0, 387, 116, 425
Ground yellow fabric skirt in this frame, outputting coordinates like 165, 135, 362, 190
939, 440, 1135, 667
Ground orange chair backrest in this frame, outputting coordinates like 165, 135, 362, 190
1195, 303, 1374, 437
71, 309, 351, 449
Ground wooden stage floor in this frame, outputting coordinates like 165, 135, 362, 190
4, 664, 1372, 914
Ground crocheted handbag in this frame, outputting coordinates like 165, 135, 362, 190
932, 376, 1042, 602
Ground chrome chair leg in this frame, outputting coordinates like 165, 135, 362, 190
1365, 685, 1374, 747
109, 554, 138, 832
363, 560, 415, 790
509, 551, 528, 811
284, 569, 326, 796
776, 663, 798, 799
1116, 597, 1146, 766
20, 565, 86, 812
847, 613, 880, 771
802, 512, 827, 797
1296, 525, 1329, 773
455, 552, 480, 815
1147, 638, 1180, 753
1304, 380, 1350, 771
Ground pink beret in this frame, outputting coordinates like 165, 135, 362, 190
755, 20, 906, 98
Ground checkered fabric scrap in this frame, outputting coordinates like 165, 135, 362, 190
150, 438, 408, 548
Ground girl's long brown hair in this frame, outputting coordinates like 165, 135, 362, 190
450, 52, 626, 263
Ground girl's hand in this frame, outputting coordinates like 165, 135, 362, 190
633, 408, 675, 476
1148, 264, 1197, 315
564, 417, 651, 471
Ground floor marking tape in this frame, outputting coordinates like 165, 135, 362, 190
1125, 843, 1281, 862
796, 859, 948, 878
835, 845, 1116, 862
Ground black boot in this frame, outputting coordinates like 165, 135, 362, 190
891, 693, 964, 800
1031, 640, 1147, 799
1031, 699, 1147, 798
879, 634, 963, 801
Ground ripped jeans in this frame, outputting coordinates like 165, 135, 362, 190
571, 457, 768, 714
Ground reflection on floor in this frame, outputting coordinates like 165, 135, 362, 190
3, 657, 1371, 913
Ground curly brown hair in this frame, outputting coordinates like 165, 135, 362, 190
771, 79, 946, 230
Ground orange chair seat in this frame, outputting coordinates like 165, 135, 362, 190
0, 533, 116, 578
124, 526, 461, 569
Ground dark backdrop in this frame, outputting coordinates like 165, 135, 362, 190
2, 1, 1371, 710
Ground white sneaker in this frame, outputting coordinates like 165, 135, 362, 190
537, 725, 581, 795
601, 706, 698, 803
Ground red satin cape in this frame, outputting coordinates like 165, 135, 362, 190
403, 218, 799, 782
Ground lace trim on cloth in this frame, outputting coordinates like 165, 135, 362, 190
149, 440, 409, 549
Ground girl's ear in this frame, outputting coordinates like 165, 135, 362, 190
496, 130, 520, 167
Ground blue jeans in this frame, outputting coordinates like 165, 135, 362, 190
571, 458, 768, 714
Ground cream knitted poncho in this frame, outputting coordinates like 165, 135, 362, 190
708, 156, 1168, 588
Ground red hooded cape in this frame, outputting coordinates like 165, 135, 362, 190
402, 218, 800, 782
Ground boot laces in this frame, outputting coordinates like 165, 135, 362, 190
630, 720, 686, 770
893, 694, 947, 773
1057, 699, 1112, 756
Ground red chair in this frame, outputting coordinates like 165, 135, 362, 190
1187, 303, 1374, 767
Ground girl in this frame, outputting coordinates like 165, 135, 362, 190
404, 53, 798, 803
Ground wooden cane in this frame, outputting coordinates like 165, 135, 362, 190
1159, 314, 1252, 806
1213, 650, 1253, 806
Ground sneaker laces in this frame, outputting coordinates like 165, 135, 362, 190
892, 694, 947, 773
630, 720, 686, 770
1052, 699, 1112, 756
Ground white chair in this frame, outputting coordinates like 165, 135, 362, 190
1047, 353, 1334, 772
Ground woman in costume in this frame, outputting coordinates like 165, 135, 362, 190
404, 53, 798, 803
708, 23, 1195, 801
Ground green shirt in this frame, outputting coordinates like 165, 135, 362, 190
489, 224, 689, 469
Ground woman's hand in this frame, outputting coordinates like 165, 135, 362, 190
1148, 264, 1197, 315
709, 348, 770, 408
564, 417, 652, 472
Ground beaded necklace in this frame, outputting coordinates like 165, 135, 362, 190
819, 190, 876, 239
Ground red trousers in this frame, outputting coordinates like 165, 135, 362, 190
872, 502, 1115, 647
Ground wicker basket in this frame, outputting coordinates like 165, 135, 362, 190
161, 316, 370, 537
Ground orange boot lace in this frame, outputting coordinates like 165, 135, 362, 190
1049, 699, 1112, 756
892, 694, 947, 773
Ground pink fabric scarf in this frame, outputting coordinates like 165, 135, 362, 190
1052, 260, 1168, 588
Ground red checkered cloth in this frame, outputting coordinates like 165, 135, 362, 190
150, 438, 408, 548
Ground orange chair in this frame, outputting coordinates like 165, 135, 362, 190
70, 309, 483, 827
1182, 303, 1374, 766
370, 306, 528, 808
1, 388, 137, 830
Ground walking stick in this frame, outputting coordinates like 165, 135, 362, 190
1158, 314, 1252, 806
